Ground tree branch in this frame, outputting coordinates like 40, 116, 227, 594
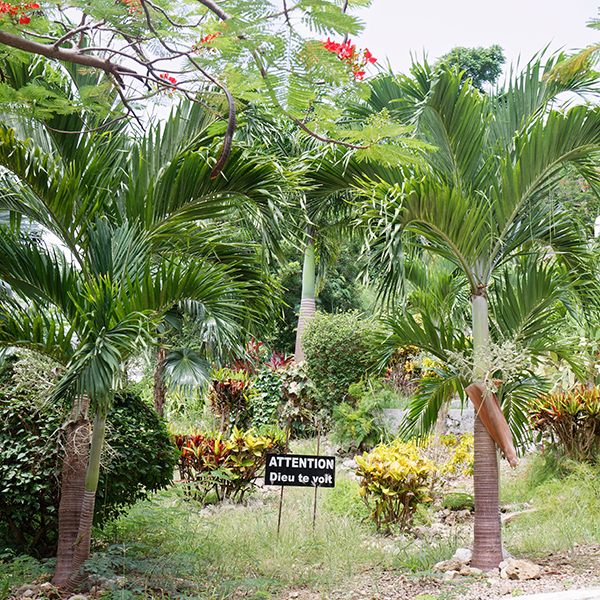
196, 0, 231, 21
0, 30, 140, 85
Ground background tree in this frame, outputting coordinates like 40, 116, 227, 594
437, 44, 506, 91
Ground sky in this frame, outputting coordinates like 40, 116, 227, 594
354, 0, 600, 79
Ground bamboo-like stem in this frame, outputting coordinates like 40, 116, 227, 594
470, 291, 503, 571
52, 397, 90, 586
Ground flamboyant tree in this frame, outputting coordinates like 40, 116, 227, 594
0, 0, 384, 171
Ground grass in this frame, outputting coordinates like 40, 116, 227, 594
89, 478, 391, 599
502, 452, 600, 553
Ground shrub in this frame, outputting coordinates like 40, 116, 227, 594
529, 386, 600, 461
278, 361, 323, 436
355, 439, 434, 533
208, 368, 253, 432
0, 390, 65, 557
420, 432, 475, 489
248, 368, 284, 428
302, 311, 379, 411
172, 426, 287, 503
0, 388, 176, 556
331, 380, 398, 452
95, 393, 178, 525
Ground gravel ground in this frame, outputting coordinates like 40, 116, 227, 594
275, 543, 600, 600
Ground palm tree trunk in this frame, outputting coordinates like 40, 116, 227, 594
470, 291, 503, 571
154, 347, 167, 417
52, 397, 90, 586
294, 231, 316, 362
472, 414, 503, 570
62, 410, 106, 594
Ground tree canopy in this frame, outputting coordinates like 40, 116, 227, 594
437, 44, 506, 91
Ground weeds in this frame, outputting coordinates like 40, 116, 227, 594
93, 481, 389, 598
0, 555, 53, 592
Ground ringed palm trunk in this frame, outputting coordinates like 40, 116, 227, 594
52, 396, 90, 586
470, 291, 503, 571
294, 230, 317, 362
62, 410, 107, 594
154, 347, 167, 417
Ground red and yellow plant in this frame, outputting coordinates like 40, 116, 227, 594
529, 386, 600, 461
173, 426, 287, 503
356, 439, 433, 533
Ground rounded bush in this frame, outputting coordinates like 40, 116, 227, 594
0, 389, 176, 556
301, 311, 379, 411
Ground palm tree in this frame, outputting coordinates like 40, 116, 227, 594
357, 59, 600, 570
0, 67, 291, 588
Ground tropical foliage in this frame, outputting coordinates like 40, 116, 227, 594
529, 386, 600, 461
173, 426, 287, 503
343, 56, 600, 569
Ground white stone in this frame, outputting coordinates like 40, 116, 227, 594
453, 548, 472, 564
499, 558, 541, 581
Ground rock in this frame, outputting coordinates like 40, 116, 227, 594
498, 581, 512, 595
68, 595, 88, 600
39, 582, 60, 599
22, 590, 34, 598
434, 557, 465, 572
453, 548, 472, 564
499, 558, 541, 581
502, 547, 514, 560
17, 586, 36, 595
443, 571, 458, 581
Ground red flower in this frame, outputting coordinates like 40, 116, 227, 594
19, 14, 30, 23
319, 37, 376, 80
364, 49, 377, 64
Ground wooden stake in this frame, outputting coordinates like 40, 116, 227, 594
312, 421, 321, 529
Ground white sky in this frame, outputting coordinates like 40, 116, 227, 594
354, 0, 600, 79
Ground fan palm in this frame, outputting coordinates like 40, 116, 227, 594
358, 59, 600, 569
0, 66, 292, 588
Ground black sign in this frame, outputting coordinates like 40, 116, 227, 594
265, 453, 335, 488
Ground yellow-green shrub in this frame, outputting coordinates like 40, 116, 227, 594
355, 440, 433, 533
426, 432, 474, 477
